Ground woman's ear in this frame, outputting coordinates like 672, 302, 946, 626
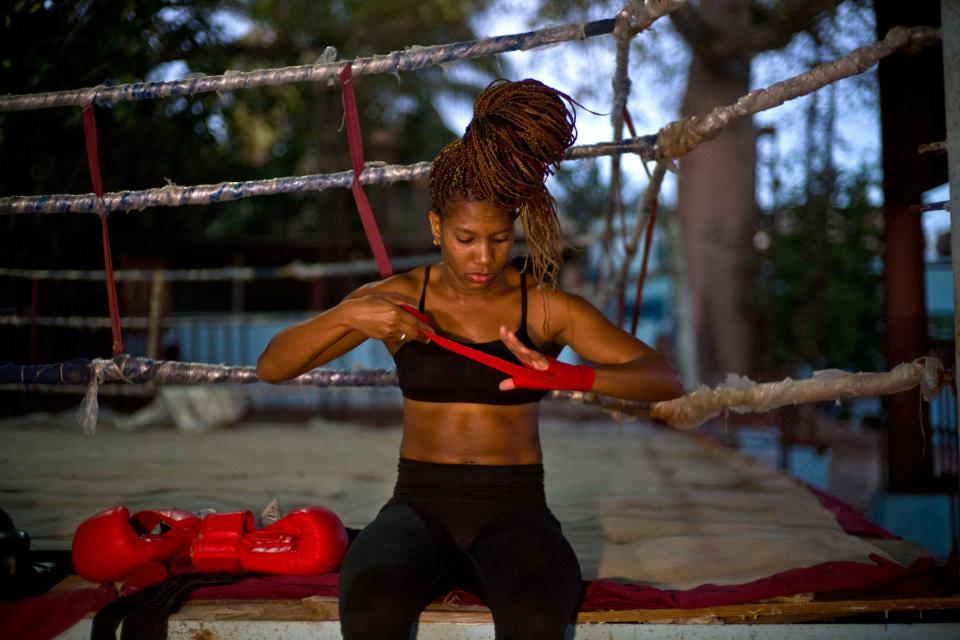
428, 210, 442, 246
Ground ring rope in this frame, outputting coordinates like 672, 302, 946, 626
0, 138, 655, 215
0, 253, 438, 282
0, 4, 686, 112
0, 312, 309, 329
0, 18, 616, 112
0, 356, 945, 435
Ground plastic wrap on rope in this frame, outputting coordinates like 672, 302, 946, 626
0, 138, 656, 215
1, 355, 397, 387
654, 25, 941, 160
1, 355, 397, 434
649, 358, 946, 430
0, 20, 626, 112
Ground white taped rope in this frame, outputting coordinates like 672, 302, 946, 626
649, 358, 945, 429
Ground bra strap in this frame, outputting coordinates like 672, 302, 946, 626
418, 265, 431, 313
520, 271, 528, 331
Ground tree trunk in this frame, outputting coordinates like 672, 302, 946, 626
675, 47, 757, 385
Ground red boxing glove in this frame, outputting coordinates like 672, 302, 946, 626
72, 507, 201, 583
191, 507, 349, 575
506, 356, 595, 392
240, 506, 349, 575
190, 511, 255, 572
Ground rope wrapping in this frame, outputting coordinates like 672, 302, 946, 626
0, 138, 656, 215
650, 358, 945, 430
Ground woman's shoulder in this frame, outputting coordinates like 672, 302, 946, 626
521, 270, 583, 311
526, 273, 603, 331
345, 266, 427, 300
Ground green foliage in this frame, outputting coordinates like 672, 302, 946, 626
747, 168, 884, 374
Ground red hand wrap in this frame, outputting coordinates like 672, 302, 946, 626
505, 356, 595, 392
399, 304, 595, 392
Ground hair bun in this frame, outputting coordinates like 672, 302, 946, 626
429, 78, 577, 286
463, 79, 577, 208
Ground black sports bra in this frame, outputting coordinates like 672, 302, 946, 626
392, 265, 549, 405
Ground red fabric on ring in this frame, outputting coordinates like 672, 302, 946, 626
338, 64, 393, 279
82, 103, 124, 355
630, 197, 658, 336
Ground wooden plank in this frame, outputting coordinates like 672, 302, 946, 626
56, 576, 960, 626
576, 597, 960, 624
169, 594, 960, 625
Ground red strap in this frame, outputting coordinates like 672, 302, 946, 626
82, 104, 124, 355
338, 64, 393, 278
398, 304, 593, 391
630, 198, 659, 336
620, 104, 655, 336
398, 304, 528, 377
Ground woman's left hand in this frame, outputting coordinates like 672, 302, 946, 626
498, 326, 549, 391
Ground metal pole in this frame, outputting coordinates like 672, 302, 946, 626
941, 0, 960, 567
943, 0, 960, 432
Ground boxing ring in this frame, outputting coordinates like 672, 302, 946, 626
1, 0, 959, 638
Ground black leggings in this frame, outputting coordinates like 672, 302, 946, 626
339, 459, 582, 640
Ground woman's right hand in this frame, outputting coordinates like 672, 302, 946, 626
344, 293, 432, 344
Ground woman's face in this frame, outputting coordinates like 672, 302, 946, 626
429, 199, 515, 289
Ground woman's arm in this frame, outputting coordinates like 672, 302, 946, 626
500, 290, 683, 402
256, 278, 429, 382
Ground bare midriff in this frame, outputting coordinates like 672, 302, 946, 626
400, 399, 542, 465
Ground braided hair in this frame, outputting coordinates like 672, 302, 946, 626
429, 79, 577, 285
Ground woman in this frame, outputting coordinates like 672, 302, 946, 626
257, 79, 683, 639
